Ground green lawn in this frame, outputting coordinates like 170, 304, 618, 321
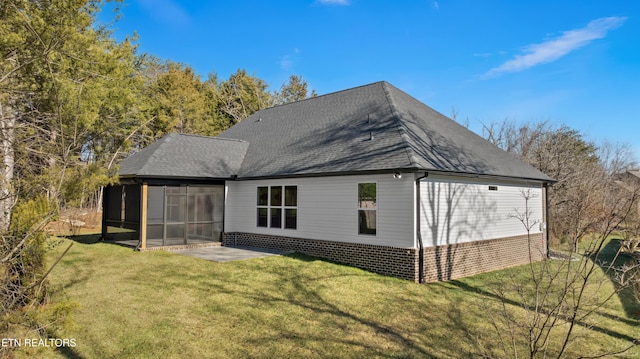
17, 235, 640, 358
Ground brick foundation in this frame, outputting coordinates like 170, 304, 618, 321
222, 232, 418, 281
422, 233, 546, 282
222, 232, 546, 283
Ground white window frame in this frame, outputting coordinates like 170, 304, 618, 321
357, 182, 377, 235
256, 185, 297, 230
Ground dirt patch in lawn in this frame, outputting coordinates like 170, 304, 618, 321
45, 209, 102, 236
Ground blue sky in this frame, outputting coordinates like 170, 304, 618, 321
99, 0, 640, 161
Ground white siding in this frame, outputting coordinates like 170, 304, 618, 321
418, 175, 544, 247
225, 174, 415, 248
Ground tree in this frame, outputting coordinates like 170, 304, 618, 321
273, 75, 316, 105
483, 121, 622, 246
598, 140, 638, 176
145, 62, 209, 136
1, 0, 142, 347
478, 119, 640, 357
481, 185, 640, 358
217, 69, 272, 126
1, 0, 142, 210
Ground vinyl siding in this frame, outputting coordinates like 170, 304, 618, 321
418, 175, 544, 247
225, 174, 415, 248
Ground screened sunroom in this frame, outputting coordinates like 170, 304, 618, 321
102, 181, 225, 249
102, 133, 248, 250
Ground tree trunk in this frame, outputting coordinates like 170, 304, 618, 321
0, 100, 15, 232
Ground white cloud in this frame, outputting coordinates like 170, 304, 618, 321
317, 0, 350, 5
277, 49, 302, 70
278, 55, 293, 70
139, 0, 190, 26
482, 16, 626, 79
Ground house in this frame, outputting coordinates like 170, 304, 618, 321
614, 169, 640, 216
103, 81, 554, 282
615, 169, 640, 189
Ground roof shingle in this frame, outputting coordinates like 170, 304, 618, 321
120, 81, 553, 182
219, 81, 552, 181
119, 133, 248, 179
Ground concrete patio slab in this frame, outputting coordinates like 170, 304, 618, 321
170, 245, 293, 262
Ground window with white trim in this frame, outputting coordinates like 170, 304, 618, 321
358, 182, 377, 235
257, 185, 297, 229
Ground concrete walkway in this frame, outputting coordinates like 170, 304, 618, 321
171, 245, 293, 263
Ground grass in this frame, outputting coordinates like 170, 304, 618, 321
16, 234, 640, 358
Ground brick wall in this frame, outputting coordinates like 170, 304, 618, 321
222, 232, 418, 281
222, 232, 545, 283
422, 233, 546, 282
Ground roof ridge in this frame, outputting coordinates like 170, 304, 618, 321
161, 132, 250, 144
170, 132, 214, 139
262, 81, 389, 111
136, 134, 212, 175
380, 82, 421, 169
206, 136, 248, 143
131, 134, 173, 176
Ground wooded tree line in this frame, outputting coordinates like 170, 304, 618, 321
480, 121, 640, 358
0, 0, 314, 328
0, 0, 315, 227
482, 120, 638, 247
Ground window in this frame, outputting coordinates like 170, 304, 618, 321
270, 186, 282, 206
257, 185, 297, 229
257, 208, 268, 227
257, 187, 268, 227
284, 186, 297, 229
358, 183, 377, 235
270, 186, 282, 228
270, 208, 282, 228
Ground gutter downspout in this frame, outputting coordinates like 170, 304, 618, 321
416, 172, 429, 283
543, 182, 551, 258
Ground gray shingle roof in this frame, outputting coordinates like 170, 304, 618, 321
118, 133, 248, 179
628, 169, 640, 179
120, 81, 552, 182
219, 81, 553, 182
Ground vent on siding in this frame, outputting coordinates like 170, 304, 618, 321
488, 185, 498, 191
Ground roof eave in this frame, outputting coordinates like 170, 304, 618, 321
413, 168, 556, 184
118, 174, 237, 181
118, 168, 554, 184
233, 167, 422, 181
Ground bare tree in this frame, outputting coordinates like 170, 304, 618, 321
480, 120, 640, 248
482, 181, 640, 358
598, 140, 638, 176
